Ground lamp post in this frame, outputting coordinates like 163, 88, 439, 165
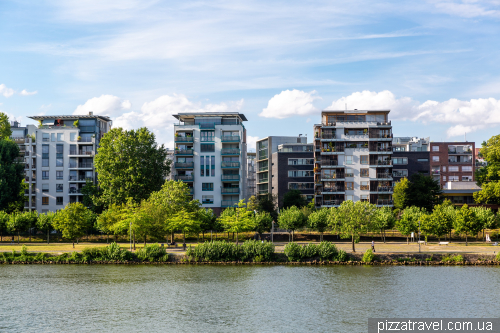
418, 220, 421, 254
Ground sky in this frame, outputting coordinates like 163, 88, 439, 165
1, 0, 500, 151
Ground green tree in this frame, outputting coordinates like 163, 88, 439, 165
37, 212, 56, 244
7, 211, 31, 243
454, 204, 481, 245
282, 190, 307, 209
6, 180, 28, 213
198, 208, 217, 241
94, 127, 171, 208
0, 112, 12, 140
471, 206, 498, 241
474, 135, 500, 203
96, 203, 129, 238
0, 211, 9, 241
52, 202, 93, 248
0, 139, 24, 211
371, 206, 396, 242
308, 208, 329, 241
81, 180, 104, 214
426, 200, 455, 241
257, 193, 278, 220
218, 200, 255, 245
473, 182, 500, 204
396, 206, 425, 244
169, 209, 202, 244
254, 211, 273, 239
278, 205, 305, 242
246, 195, 259, 212
329, 201, 377, 252
406, 174, 443, 211
393, 177, 410, 210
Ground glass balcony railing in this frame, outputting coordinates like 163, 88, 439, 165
221, 161, 240, 168
221, 200, 239, 207
174, 162, 194, 168
377, 199, 393, 205
221, 188, 240, 194
221, 148, 240, 155
175, 149, 194, 155
221, 174, 240, 181
175, 175, 194, 181
376, 173, 392, 178
175, 136, 194, 142
221, 136, 240, 142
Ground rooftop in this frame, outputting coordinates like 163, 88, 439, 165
173, 112, 247, 122
29, 114, 111, 122
321, 109, 390, 114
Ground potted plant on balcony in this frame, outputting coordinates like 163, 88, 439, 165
73, 120, 79, 127
315, 132, 319, 138
77, 136, 81, 141
328, 142, 334, 151
363, 129, 367, 134
175, 133, 179, 137
37, 120, 43, 128
321, 148, 326, 152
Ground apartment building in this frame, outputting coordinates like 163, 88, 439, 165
172, 112, 247, 214
245, 152, 256, 199
256, 136, 307, 196
313, 109, 393, 208
392, 137, 430, 182
271, 143, 314, 207
11, 113, 112, 212
429, 142, 475, 187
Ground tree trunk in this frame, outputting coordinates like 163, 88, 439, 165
133, 232, 136, 250
183, 232, 186, 245
232, 232, 235, 241
288, 232, 291, 243
466, 233, 468, 246
320, 232, 323, 242
114, 235, 116, 243
171, 232, 174, 244
483, 229, 485, 242
380, 229, 384, 242
351, 234, 355, 252
29, 228, 31, 243
202, 231, 204, 242
107, 234, 109, 244
144, 236, 146, 247
227, 232, 230, 241
292, 230, 294, 242
47, 229, 50, 244
73, 241, 75, 248
211, 230, 213, 241
18, 231, 20, 244
236, 232, 239, 246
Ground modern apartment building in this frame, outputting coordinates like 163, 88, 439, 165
256, 136, 307, 196
429, 142, 475, 188
245, 152, 256, 199
271, 143, 314, 207
11, 113, 112, 213
313, 109, 393, 208
172, 112, 247, 214
392, 137, 430, 182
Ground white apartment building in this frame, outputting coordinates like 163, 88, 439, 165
172, 112, 247, 215
11, 113, 112, 213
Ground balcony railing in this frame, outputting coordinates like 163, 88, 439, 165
321, 134, 337, 139
221, 136, 240, 142
69, 150, 94, 156
222, 161, 240, 168
376, 173, 392, 178
320, 160, 339, 166
222, 174, 240, 181
221, 200, 239, 207
322, 200, 343, 206
432, 170, 440, 175
320, 146, 345, 153
174, 162, 194, 168
377, 199, 393, 205
175, 149, 194, 155
70, 163, 94, 168
371, 147, 392, 152
175, 175, 194, 181
69, 188, 82, 194
221, 188, 240, 194
371, 133, 393, 139
360, 185, 369, 190
372, 160, 392, 166
257, 177, 269, 183
78, 137, 93, 143
221, 148, 240, 155
344, 134, 369, 140
448, 159, 472, 164
345, 173, 354, 177
322, 187, 344, 193
258, 189, 269, 194
376, 186, 394, 192
448, 149, 472, 154
69, 176, 94, 181
175, 136, 194, 142
392, 172, 407, 178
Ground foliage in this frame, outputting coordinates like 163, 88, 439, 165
406, 174, 443, 211
474, 182, 500, 204
169, 209, 202, 240
283, 242, 344, 262
425, 200, 455, 239
240, 240, 275, 261
396, 206, 426, 238
253, 211, 273, 236
81, 180, 104, 214
136, 243, 169, 262
218, 200, 255, 244
278, 206, 306, 242
257, 193, 278, 220
36, 211, 56, 243
0, 112, 12, 140
393, 177, 410, 210
441, 254, 464, 263
336, 249, 347, 262
454, 204, 481, 245
371, 206, 396, 241
184, 241, 269, 262
283, 242, 303, 261
246, 195, 259, 212
317, 241, 339, 261
0, 211, 8, 235
0, 139, 24, 211
7, 211, 32, 238
73, 119, 79, 127
362, 248, 375, 263
282, 189, 307, 209
308, 208, 329, 241
93, 127, 171, 207
52, 203, 93, 246
471, 206, 498, 231
199, 208, 217, 232
496, 252, 500, 262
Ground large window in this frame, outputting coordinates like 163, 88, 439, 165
449, 166, 459, 172
360, 181, 369, 190
360, 168, 369, 177
393, 157, 408, 165
449, 176, 459, 181
201, 131, 214, 142
345, 156, 353, 165
288, 183, 314, 190
288, 158, 313, 165
288, 170, 314, 177
202, 195, 214, 204
202, 183, 213, 191
432, 146, 439, 151
345, 182, 353, 190
42, 144, 49, 167
56, 171, 63, 180
42, 184, 49, 192
432, 156, 439, 162
211, 156, 215, 177
393, 169, 408, 177
42, 133, 49, 142
56, 197, 63, 205
462, 166, 472, 172
56, 144, 64, 167
360, 156, 368, 165
417, 158, 428, 162
201, 144, 215, 152
57, 133, 64, 142
42, 171, 49, 180
345, 168, 354, 177
56, 184, 63, 192
200, 156, 205, 176
51, 133, 56, 142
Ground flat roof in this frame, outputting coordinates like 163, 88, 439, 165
29, 115, 111, 121
321, 109, 390, 113
173, 112, 247, 122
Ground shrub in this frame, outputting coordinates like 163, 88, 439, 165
336, 249, 347, 262
82, 243, 133, 262
441, 254, 463, 263
21, 245, 28, 256
136, 243, 168, 262
425, 255, 434, 262
34, 253, 48, 262
284, 242, 303, 262
496, 252, 500, 262
318, 242, 338, 261
187, 241, 241, 262
240, 240, 275, 261
82, 247, 107, 261
253, 255, 264, 263
300, 243, 318, 258
362, 249, 375, 263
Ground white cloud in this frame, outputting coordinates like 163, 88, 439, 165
73, 94, 131, 116
259, 89, 320, 119
328, 90, 500, 137
246, 135, 260, 152
20, 89, 38, 96
0, 84, 15, 98
429, 0, 500, 18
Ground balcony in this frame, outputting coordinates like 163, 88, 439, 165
175, 136, 194, 143
322, 200, 343, 206
221, 161, 240, 168
221, 136, 240, 142
392, 171, 407, 178
319, 160, 339, 166
320, 134, 337, 140
24, 202, 30, 208
432, 170, 440, 175
68, 176, 94, 182
345, 173, 354, 177
377, 199, 393, 206
69, 188, 83, 194
371, 160, 392, 166
448, 159, 472, 164
376, 173, 392, 179
221, 200, 239, 207
69, 150, 94, 156
175, 175, 194, 182
189, 188, 194, 195
221, 174, 240, 181
78, 137, 94, 143
175, 149, 194, 155
257, 177, 269, 183
343, 134, 369, 140
221, 187, 240, 194
370, 133, 393, 139
322, 187, 345, 193
320, 146, 345, 154
360, 185, 369, 191
448, 149, 472, 155
221, 148, 240, 155
174, 162, 194, 169
376, 186, 394, 192
258, 189, 269, 194
69, 163, 94, 169
370, 147, 392, 152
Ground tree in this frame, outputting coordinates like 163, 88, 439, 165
37, 212, 56, 244
406, 174, 443, 211
257, 193, 278, 220
470, 206, 498, 241
329, 201, 377, 252
474, 135, 500, 203
426, 201, 455, 241
218, 200, 255, 245
473, 182, 500, 204
282, 190, 307, 209
396, 206, 425, 244
7, 211, 31, 243
254, 211, 273, 239
308, 208, 329, 242
277, 206, 305, 242
454, 204, 481, 245
0, 112, 12, 140
94, 127, 171, 208
52, 202, 93, 248
393, 177, 410, 210
246, 195, 259, 212
371, 207, 396, 242
0, 211, 9, 241
81, 180, 104, 214
96, 203, 129, 239
169, 209, 202, 244
0, 139, 24, 211
198, 208, 217, 241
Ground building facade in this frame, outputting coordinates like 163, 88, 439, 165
13, 113, 112, 213
271, 143, 314, 207
392, 137, 430, 182
256, 136, 307, 196
313, 110, 393, 208
172, 112, 247, 214
245, 152, 256, 200
429, 142, 475, 187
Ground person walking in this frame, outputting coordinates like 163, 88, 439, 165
371, 240, 376, 252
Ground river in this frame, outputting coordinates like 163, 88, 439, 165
0, 265, 498, 332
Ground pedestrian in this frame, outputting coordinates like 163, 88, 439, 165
371, 240, 375, 252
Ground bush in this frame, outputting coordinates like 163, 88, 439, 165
496, 252, 500, 262
336, 249, 347, 262
441, 254, 463, 263
81, 243, 133, 262
240, 240, 275, 261
136, 243, 168, 262
187, 241, 240, 262
301, 243, 318, 258
284, 242, 303, 262
318, 242, 338, 261
82, 247, 107, 261
362, 249, 375, 263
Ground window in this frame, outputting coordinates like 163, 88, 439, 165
449, 176, 459, 181
288, 183, 314, 190
56, 184, 63, 192
393, 157, 408, 165
200, 144, 215, 152
42, 171, 49, 180
200, 131, 214, 142
432, 156, 439, 162
56, 171, 63, 180
346, 195, 354, 202
462, 176, 473, 181
56, 197, 63, 205
42, 197, 49, 205
442, 176, 447, 181
449, 166, 459, 172
462, 166, 472, 172
202, 195, 214, 204
360, 181, 369, 190
57, 133, 64, 142
417, 158, 428, 162
200, 156, 204, 176
202, 183, 214, 191
51, 133, 56, 142
288, 170, 314, 177
288, 158, 314, 165
360, 156, 368, 165
42, 133, 49, 142
393, 169, 408, 177
211, 156, 215, 177
70, 132, 77, 142
360, 194, 369, 202
442, 166, 446, 172
345, 168, 354, 177
345, 182, 354, 190
345, 156, 353, 165
432, 146, 439, 151
56, 144, 63, 167
360, 168, 369, 177
42, 184, 49, 192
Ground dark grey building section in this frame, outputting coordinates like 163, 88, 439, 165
272, 150, 314, 208
392, 151, 430, 182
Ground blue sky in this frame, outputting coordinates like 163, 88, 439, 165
1, 0, 500, 150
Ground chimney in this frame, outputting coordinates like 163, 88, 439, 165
89, 111, 93, 115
